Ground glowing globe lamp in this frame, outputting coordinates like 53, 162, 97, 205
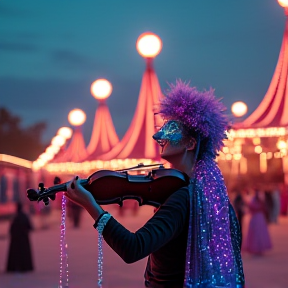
231, 101, 248, 117
254, 145, 262, 154
39, 153, 53, 161
46, 145, 60, 155
44, 149, 56, 158
91, 79, 112, 100
68, 109, 86, 126
32, 161, 40, 171
136, 32, 162, 58
34, 159, 45, 168
57, 127, 73, 139
51, 135, 66, 147
278, 0, 288, 8
277, 140, 287, 150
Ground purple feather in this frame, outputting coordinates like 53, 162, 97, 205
159, 80, 230, 159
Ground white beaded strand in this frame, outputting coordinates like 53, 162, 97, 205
97, 233, 104, 288
96, 213, 111, 288
59, 192, 69, 288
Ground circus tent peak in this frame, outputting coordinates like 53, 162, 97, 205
235, 17, 288, 129
85, 100, 119, 160
97, 58, 163, 161
51, 127, 88, 163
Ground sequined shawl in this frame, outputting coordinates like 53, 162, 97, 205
184, 158, 242, 288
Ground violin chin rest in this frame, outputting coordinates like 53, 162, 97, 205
27, 189, 39, 201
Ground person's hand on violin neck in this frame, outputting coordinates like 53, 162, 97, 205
65, 176, 105, 221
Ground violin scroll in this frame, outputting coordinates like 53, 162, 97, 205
27, 188, 39, 202
27, 182, 57, 205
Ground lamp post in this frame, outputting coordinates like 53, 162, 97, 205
136, 32, 164, 139
87, 78, 119, 157
60, 108, 88, 164
136, 32, 162, 69
229, 101, 249, 177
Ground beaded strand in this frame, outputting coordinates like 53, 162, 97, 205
59, 193, 69, 288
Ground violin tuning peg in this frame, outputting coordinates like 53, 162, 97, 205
38, 183, 45, 193
42, 197, 50, 206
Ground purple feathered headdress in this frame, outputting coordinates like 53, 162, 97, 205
158, 80, 230, 159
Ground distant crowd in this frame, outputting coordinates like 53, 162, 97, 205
230, 182, 288, 255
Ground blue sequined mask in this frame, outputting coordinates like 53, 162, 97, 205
153, 120, 184, 147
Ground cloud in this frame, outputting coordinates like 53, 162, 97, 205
0, 41, 38, 52
50, 49, 101, 71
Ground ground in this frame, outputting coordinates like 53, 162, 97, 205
0, 203, 287, 288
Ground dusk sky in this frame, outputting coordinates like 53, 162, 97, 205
0, 0, 286, 144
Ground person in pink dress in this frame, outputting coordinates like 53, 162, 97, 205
243, 190, 272, 255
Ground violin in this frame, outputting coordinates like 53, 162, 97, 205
27, 164, 190, 208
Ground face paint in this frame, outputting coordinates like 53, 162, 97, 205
152, 120, 184, 147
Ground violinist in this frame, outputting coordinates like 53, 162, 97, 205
65, 80, 245, 288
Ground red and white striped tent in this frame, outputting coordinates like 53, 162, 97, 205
46, 58, 163, 175
234, 17, 288, 130
95, 59, 163, 162
220, 12, 288, 187
85, 99, 119, 160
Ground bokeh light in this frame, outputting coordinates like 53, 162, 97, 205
136, 32, 162, 58
39, 152, 54, 161
231, 101, 248, 117
277, 140, 287, 150
91, 79, 113, 100
254, 145, 263, 154
51, 135, 66, 147
57, 127, 73, 139
278, 0, 288, 8
46, 145, 60, 155
34, 158, 45, 168
68, 109, 86, 126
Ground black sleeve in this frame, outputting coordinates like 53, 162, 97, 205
102, 188, 189, 264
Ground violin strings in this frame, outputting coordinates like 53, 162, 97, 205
59, 192, 69, 288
